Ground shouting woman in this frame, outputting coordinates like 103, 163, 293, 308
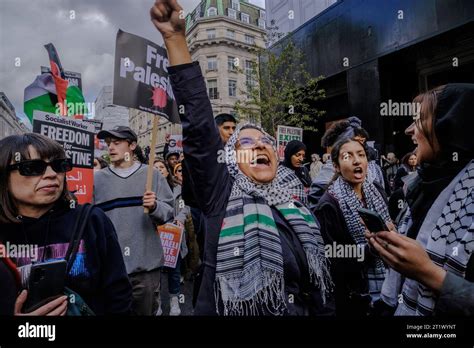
150, 0, 333, 316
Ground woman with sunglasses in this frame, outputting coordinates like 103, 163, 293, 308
0, 133, 132, 315
150, 0, 333, 316
367, 84, 474, 316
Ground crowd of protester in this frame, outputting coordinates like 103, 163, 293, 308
1, 0, 473, 317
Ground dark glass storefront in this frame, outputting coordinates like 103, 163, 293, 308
275, 0, 474, 158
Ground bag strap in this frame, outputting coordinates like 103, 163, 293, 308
65, 204, 93, 273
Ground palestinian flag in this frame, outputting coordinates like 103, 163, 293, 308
24, 74, 87, 122
23, 43, 87, 122
44, 43, 68, 115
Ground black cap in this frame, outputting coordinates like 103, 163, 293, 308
97, 126, 137, 142
165, 151, 181, 160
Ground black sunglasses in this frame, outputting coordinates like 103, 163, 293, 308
7, 159, 73, 176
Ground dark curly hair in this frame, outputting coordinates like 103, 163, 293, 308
321, 118, 370, 148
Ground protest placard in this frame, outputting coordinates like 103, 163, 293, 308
113, 29, 180, 123
276, 125, 303, 161
168, 134, 183, 153
33, 110, 95, 203
157, 223, 184, 268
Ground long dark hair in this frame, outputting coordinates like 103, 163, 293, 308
401, 151, 417, 171
127, 141, 147, 164
154, 159, 175, 189
0, 133, 73, 224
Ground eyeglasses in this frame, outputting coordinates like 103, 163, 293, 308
238, 136, 274, 149
7, 159, 73, 176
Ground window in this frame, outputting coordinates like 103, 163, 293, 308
227, 8, 237, 19
258, 18, 266, 29
207, 56, 217, 71
245, 34, 255, 45
245, 60, 255, 93
241, 13, 250, 24
228, 56, 237, 71
259, 10, 266, 19
208, 80, 218, 99
207, 29, 216, 39
228, 80, 237, 97
226, 29, 235, 39
207, 7, 217, 16
231, 0, 240, 11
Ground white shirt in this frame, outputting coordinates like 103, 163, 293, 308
109, 161, 141, 178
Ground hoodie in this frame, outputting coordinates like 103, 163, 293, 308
0, 202, 132, 315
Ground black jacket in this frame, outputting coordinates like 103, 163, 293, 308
169, 62, 333, 316
0, 257, 18, 315
0, 202, 132, 315
314, 184, 387, 316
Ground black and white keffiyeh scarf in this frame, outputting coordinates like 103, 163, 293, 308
215, 124, 332, 316
382, 160, 474, 316
327, 176, 391, 301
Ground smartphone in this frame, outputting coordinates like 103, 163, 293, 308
358, 208, 389, 233
23, 259, 67, 313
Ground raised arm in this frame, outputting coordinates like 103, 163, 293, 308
150, 0, 191, 66
150, 0, 231, 214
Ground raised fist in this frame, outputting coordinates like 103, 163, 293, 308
150, 0, 186, 40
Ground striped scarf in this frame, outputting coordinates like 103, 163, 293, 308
367, 160, 385, 189
215, 124, 331, 316
384, 160, 474, 315
327, 176, 391, 301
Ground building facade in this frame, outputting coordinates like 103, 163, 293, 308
265, 0, 337, 38
0, 92, 28, 139
94, 86, 130, 131
129, 110, 181, 157
270, 0, 474, 157
185, 0, 266, 121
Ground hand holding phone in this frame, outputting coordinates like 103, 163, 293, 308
358, 208, 389, 233
15, 290, 68, 316
22, 259, 67, 313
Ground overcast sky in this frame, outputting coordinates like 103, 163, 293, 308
0, 0, 265, 126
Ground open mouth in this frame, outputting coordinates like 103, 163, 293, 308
251, 154, 271, 167
353, 167, 364, 179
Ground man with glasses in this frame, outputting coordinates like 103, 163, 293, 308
94, 126, 174, 316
